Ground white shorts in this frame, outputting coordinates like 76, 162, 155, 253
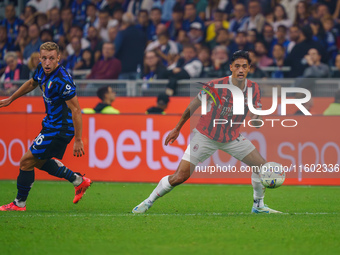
182, 129, 256, 165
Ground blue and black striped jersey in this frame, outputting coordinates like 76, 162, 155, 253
33, 63, 76, 136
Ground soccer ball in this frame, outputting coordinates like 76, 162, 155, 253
259, 162, 285, 189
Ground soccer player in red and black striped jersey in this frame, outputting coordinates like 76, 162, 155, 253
133, 50, 282, 214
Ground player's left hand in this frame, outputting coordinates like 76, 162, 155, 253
0, 98, 12, 108
73, 139, 85, 157
250, 115, 262, 128
165, 128, 180, 145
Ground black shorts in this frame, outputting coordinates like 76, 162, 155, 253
29, 129, 74, 160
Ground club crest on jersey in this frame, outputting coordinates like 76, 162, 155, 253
193, 144, 199, 152
47, 81, 52, 89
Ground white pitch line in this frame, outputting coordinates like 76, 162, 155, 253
0, 212, 339, 218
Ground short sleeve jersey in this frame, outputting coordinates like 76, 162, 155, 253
196, 76, 262, 143
33, 63, 76, 136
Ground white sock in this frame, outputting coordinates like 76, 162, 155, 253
251, 172, 265, 208
72, 174, 83, 187
14, 198, 26, 208
145, 175, 174, 204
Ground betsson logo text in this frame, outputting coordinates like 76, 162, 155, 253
1, 118, 338, 172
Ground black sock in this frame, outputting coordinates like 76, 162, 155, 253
16, 170, 35, 203
40, 159, 77, 183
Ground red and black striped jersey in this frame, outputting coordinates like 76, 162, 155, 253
196, 76, 261, 143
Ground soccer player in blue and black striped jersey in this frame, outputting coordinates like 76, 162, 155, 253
0, 42, 92, 211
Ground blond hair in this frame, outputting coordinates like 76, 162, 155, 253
4, 51, 18, 62
28, 52, 40, 70
40, 42, 60, 55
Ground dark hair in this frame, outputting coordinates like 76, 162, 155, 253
310, 18, 326, 36
263, 23, 274, 31
19, 24, 28, 31
86, 3, 97, 11
254, 40, 267, 53
81, 49, 94, 69
99, 9, 110, 15
185, 3, 196, 9
236, 31, 247, 37
40, 29, 53, 38
143, 50, 162, 74
151, 7, 162, 13
172, 3, 184, 13
71, 24, 83, 32
182, 43, 197, 53
200, 46, 211, 54
301, 25, 313, 41
277, 25, 288, 33
273, 4, 288, 21
138, 9, 149, 15
231, 50, 251, 64
248, 28, 259, 39
113, 6, 124, 13
214, 9, 224, 14
217, 28, 229, 34
36, 12, 48, 21
26, 5, 37, 14
157, 93, 170, 105
29, 22, 40, 31
158, 32, 170, 39
248, 0, 260, 6
61, 7, 72, 13
274, 43, 284, 50
97, 86, 110, 101
290, 24, 300, 30
309, 47, 320, 55
294, 1, 310, 26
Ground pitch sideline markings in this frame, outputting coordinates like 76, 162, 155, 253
0, 212, 339, 218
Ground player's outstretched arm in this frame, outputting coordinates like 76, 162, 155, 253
165, 96, 201, 145
66, 96, 85, 157
0, 78, 38, 108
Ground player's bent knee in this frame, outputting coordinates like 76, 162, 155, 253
19, 153, 39, 170
169, 172, 190, 186
19, 159, 34, 171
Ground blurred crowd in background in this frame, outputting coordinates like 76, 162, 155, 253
1, 0, 340, 96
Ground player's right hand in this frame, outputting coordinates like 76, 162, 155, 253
0, 98, 12, 108
165, 128, 180, 146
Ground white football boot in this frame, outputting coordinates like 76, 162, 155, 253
132, 201, 152, 214
251, 205, 282, 214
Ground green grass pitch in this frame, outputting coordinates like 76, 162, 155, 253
1, 180, 340, 255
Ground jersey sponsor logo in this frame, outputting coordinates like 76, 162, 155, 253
220, 106, 233, 117
197, 82, 222, 106
42, 92, 52, 104
63, 84, 72, 95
